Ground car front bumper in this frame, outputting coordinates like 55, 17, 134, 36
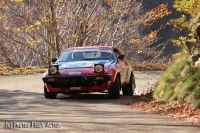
42, 74, 113, 92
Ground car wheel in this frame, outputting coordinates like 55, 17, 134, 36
108, 76, 120, 99
44, 86, 57, 99
122, 73, 135, 96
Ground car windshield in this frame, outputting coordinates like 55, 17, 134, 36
57, 48, 116, 62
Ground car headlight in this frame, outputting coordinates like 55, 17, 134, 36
48, 65, 59, 75
94, 64, 104, 73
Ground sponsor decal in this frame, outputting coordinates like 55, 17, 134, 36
70, 87, 81, 90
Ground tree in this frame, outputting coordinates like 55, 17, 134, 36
0, 0, 170, 67
168, 0, 200, 55
153, 0, 200, 108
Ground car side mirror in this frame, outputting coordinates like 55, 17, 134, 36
52, 58, 57, 63
118, 55, 125, 60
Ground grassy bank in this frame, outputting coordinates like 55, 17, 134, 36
153, 54, 200, 108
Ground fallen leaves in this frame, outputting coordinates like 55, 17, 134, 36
0, 66, 46, 76
125, 93, 200, 125
132, 64, 167, 71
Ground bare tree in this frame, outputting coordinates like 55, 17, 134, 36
0, 0, 170, 67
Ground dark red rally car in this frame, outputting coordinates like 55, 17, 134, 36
42, 46, 136, 99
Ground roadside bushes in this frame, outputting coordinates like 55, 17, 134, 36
153, 54, 200, 108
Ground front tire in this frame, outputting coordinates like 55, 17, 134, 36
122, 73, 135, 96
44, 86, 57, 99
108, 76, 120, 99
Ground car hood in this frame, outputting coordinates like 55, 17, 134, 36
57, 60, 115, 70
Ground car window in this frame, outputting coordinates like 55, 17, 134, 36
57, 48, 116, 62
57, 51, 72, 62
101, 51, 115, 60
83, 51, 101, 59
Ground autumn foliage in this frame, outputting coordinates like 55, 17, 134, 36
153, 0, 200, 109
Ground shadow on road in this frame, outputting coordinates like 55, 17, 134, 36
0, 89, 199, 132
0, 88, 142, 106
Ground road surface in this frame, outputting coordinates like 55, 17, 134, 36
0, 71, 199, 133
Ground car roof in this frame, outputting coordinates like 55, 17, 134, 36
66, 46, 118, 51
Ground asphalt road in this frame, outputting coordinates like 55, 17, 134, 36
0, 71, 199, 133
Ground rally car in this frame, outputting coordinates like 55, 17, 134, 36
42, 46, 136, 99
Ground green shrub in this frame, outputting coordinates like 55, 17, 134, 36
192, 86, 200, 107
153, 54, 200, 108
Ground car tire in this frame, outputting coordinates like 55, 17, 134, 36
108, 76, 120, 99
44, 86, 57, 99
122, 73, 135, 96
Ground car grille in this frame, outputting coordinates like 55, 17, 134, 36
48, 80, 105, 88
44, 75, 111, 88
